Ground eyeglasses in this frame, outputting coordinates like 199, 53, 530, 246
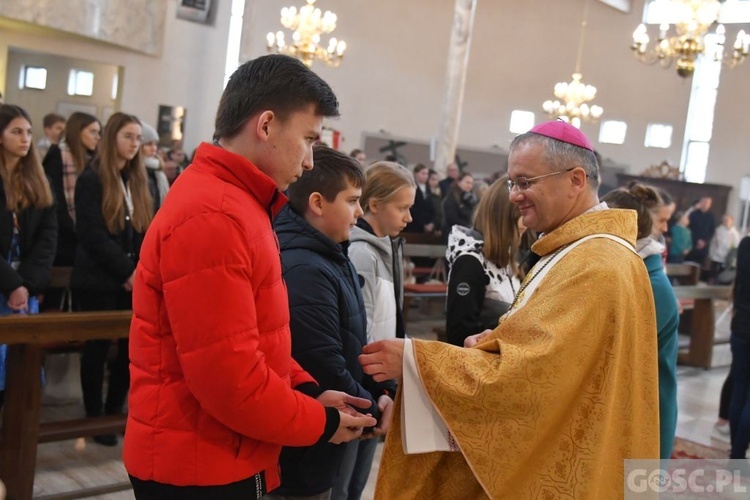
506, 167, 576, 192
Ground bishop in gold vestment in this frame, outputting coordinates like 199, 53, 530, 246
363, 122, 660, 500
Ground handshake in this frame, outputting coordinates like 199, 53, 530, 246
317, 390, 394, 444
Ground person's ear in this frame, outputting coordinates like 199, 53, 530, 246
254, 110, 275, 142
308, 192, 324, 217
368, 199, 380, 215
570, 166, 588, 194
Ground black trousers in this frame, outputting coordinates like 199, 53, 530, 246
720, 368, 734, 420
75, 289, 131, 417
130, 472, 266, 500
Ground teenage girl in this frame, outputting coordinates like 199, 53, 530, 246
0, 104, 57, 406
72, 112, 152, 445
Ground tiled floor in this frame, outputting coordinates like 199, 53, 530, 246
27, 299, 736, 499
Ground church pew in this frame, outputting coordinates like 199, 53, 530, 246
402, 244, 448, 323
0, 311, 132, 500
672, 285, 731, 369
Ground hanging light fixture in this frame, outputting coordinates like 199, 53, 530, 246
266, 0, 347, 68
542, 0, 603, 129
631, 0, 750, 78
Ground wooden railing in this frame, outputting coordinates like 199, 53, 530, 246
672, 285, 732, 369
0, 311, 132, 500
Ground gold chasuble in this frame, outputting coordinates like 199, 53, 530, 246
376, 209, 659, 499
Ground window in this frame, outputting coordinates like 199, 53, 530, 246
642, 1, 750, 182
224, 0, 247, 87
598, 120, 627, 145
19, 66, 47, 90
67, 70, 94, 96
680, 34, 722, 182
111, 73, 119, 101
683, 142, 710, 183
644, 123, 673, 148
509, 110, 535, 134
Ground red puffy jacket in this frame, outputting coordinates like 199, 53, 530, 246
124, 143, 327, 489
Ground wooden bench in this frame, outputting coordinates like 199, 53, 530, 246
0, 311, 132, 500
402, 244, 448, 323
403, 243, 447, 283
666, 262, 701, 286
403, 283, 448, 324
672, 285, 731, 369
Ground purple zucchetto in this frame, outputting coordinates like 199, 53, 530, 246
529, 121, 594, 152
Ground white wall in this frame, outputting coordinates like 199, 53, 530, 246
239, 0, 748, 216
0, 0, 230, 152
2, 0, 748, 215
5, 48, 121, 139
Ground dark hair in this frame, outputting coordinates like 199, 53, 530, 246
350, 148, 363, 158
42, 113, 66, 129
449, 171, 473, 202
214, 55, 339, 140
509, 133, 600, 189
287, 145, 365, 216
413, 163, 428, 174
601, 181, 660, 239
64, 112, 100, 173
0, 104, 54, 209
384, 154, 397, 162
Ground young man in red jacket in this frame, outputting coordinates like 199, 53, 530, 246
124, 54, 376, 499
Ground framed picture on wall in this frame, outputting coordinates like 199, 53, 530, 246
597, 0, 631, 13
56, 102, 98, 119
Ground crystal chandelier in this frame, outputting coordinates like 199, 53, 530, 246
542, 0, 603, 129
631, 0, 750, 78
266, 0, 347, 68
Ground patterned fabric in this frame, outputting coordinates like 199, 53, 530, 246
446, 225, 519, 304
60, 144, 78, 222
375, 209, 660, 499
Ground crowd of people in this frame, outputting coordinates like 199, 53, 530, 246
0, 54, 748, 499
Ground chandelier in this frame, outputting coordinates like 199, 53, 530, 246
631, 0, 750, 78
266, 0, 347, 68
542, 0, 603, 128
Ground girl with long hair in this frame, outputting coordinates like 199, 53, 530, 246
72, 112, 151, 445
445, 176, 523, 347
0, 104, 57, 406
43, 112, 100, 266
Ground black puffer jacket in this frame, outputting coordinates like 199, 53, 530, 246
274, 204, 394, 496
0, 178, 58, 296
732, 236, 750, 341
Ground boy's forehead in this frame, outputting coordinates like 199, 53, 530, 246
338, 180, 362, 196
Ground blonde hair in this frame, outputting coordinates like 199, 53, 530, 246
360, 161, 416, 212
0, 105, 54, 210
472, 176, 521, 275
93, 112, 152, 234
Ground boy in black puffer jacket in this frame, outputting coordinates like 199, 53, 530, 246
272, 146, 395, 499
